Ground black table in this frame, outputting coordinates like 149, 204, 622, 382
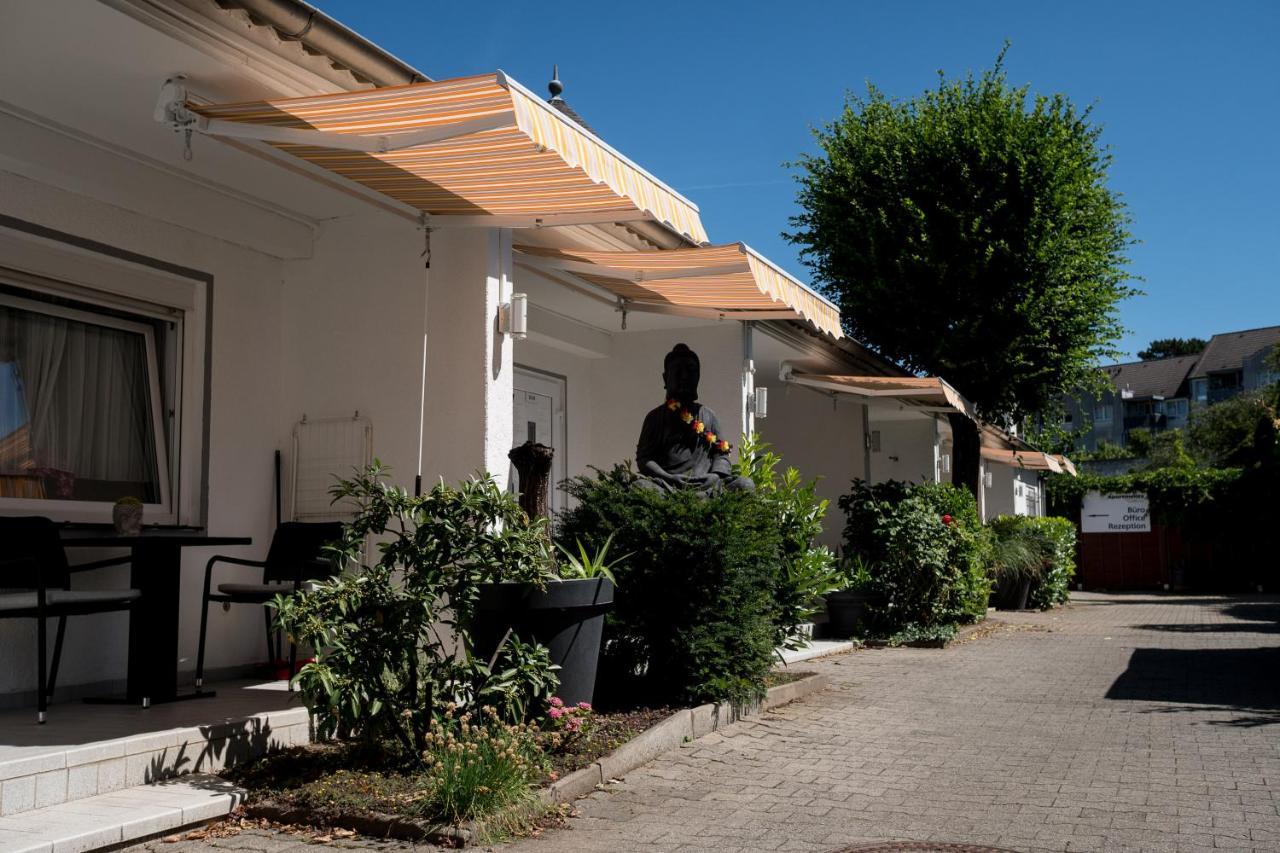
60, 527, 252, 705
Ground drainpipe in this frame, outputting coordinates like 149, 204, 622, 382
222, 0, 429, 86
741, 321, 755, 444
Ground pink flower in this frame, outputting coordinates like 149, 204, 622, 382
549, 696, 564, 708
548, 706, 564, 719
576, 702, 592, 711
564, 717, 582, 733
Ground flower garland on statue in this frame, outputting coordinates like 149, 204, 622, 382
665, 399, 732, 454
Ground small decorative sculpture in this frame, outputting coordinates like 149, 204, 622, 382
509, 441, 554, 519
635, 344, 754, 497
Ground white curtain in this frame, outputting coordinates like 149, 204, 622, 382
0, 304, 159, 500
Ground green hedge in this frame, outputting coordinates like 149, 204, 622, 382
837, 480, 991, 633
989, 515, 1076, 609
1045, 466, 1246, 521
1045, 465, 1277, 591
558, 465, 783, 707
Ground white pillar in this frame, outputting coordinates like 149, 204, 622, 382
420, 228, 514, 488
741, 321, 755, 444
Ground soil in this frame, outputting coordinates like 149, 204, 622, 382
222, 706, 677, 820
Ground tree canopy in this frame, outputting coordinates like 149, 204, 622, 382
1137, 337, 1207, 361
788, 51, 1135, 427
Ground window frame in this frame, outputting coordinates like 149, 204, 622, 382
0, 290, 175, 520
1092, 402, 1113, 424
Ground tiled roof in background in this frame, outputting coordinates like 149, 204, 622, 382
1102, 355, 1198, 399
1189, 325, 1280, 378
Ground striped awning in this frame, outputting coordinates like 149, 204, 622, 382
980, 446, 1064, 473
179, 72, 707, 242
515, 243, 842, 337
781, 372, 973, 417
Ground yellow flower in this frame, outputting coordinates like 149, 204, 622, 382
681, 411, 693, 424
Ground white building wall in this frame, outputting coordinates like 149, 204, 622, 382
982, 464, 1043, 521
756, 383, 865, 549
279, 216, 432, 500
869, 416, 939, 484
0, 168, 289, 697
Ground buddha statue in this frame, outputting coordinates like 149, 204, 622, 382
635, 343, 754, 496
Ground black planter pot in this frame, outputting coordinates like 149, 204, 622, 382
826, 590, 871, 638
993, 575, 1032, 610
472, 577, 614, 706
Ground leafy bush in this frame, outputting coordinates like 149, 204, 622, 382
837, 479, 991, 634
558, 464, 782, 707
734, 435, 841, 649
989, 515, 1076, 609
273, 464, 559, 760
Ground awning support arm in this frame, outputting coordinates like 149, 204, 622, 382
156, 76, 513, 154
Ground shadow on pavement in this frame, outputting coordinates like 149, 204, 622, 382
1133, 622, 1280, 633
1106, 647, 1280, 713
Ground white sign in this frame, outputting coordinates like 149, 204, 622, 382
1081, 491, 1151, 533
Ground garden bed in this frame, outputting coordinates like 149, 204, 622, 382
220, 673, 826, 846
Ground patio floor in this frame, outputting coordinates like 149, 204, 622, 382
0, 680, 301, 767
0, 679, 309, 830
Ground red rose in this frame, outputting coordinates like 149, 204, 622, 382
942, 514, 953, 525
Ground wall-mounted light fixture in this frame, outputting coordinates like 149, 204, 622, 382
750, 386, 769, 419
940, 453, 952, 474
500, 292, 528, 340
984, 470, 994, 488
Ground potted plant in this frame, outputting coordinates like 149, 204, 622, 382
472, 534, 625, 706
825, 554, 875, 638
989, 534, 1043, 610
113, 496, 143, 534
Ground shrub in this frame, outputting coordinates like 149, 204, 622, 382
272, 463, 559, 760
989, 515, 1076, 609
837, 479, 990, 633
558, 464, 782, 707
734, 435, 841, 649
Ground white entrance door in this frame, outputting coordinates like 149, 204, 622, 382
512, 367, 567, 515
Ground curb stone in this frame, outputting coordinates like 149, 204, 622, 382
546, 671, 828, 805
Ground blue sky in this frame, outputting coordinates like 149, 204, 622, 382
321, 0, 1278, 362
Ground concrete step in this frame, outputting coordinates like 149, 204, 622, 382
778, 638, 857, 664
0, 701, 307, 818
0, 774, 243, 853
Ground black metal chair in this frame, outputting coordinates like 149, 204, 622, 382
0, 516, 140, 723
194, 521, 341, 691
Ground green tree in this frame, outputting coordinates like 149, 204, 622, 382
1186, 393, 1278, 468
1137, 337, 1207, 361
788, 49, 1135, 495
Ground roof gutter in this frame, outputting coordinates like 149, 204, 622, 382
219, 0, 429, 86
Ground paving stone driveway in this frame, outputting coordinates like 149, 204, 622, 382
142, 593, 1280, 853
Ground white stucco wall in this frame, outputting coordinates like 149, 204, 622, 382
756, 381, 866, 549
278, 215, 430, 501
983, 464, 1043, 521
0, 168, 289, 697
869, 415, 939, 485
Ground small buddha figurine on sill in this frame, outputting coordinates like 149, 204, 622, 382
634, 343, 754, 497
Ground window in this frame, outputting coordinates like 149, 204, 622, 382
1192, 378, 1207, 404
0, 292, 172, 511
1092, 403, 1112, 424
